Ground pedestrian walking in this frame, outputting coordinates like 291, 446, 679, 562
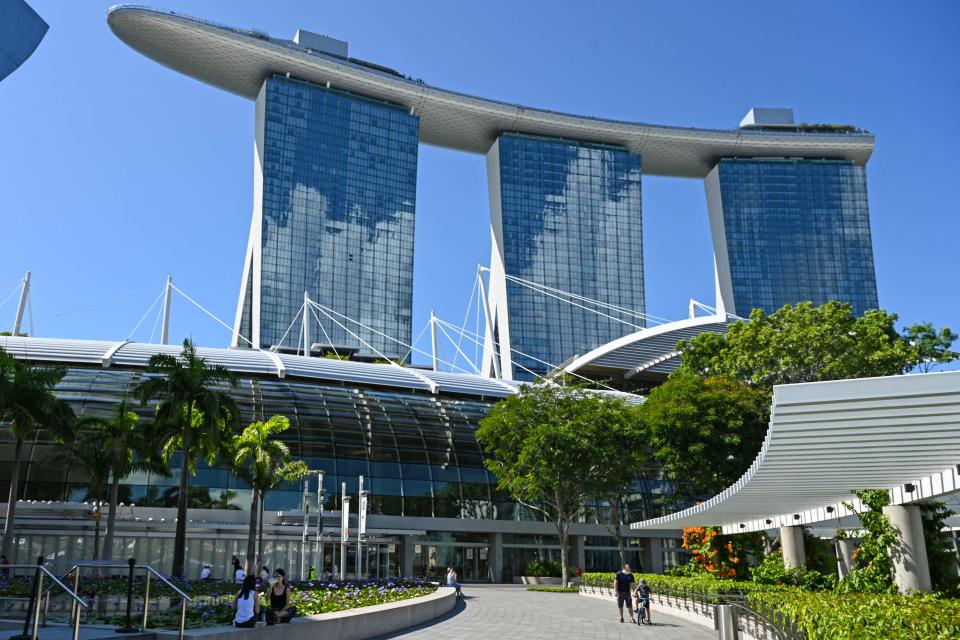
613, 563, 635, 623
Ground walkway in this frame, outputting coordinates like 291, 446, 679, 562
371, 585, 716, 640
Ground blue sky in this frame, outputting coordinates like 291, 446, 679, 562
1, 1, 958, 367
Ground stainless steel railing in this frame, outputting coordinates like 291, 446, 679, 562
5, 561, 90, 640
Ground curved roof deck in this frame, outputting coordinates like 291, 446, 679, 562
631, 371, 960, 534
0, 335, 521, 399
107, 5, 874, 178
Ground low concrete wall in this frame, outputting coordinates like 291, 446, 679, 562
163, 587, 457, 640
518, 576, 563, 585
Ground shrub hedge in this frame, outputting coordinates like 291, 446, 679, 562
581, 572, 960, 639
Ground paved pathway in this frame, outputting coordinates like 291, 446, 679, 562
371, 585, 715, 640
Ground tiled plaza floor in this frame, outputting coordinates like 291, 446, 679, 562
371, 585, 716, 639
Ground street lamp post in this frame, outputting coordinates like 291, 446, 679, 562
300, 476, 310, 580
340, 482, 349, 580
315, 471, 325, 577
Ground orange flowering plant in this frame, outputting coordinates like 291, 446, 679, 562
681, 526, 753, 580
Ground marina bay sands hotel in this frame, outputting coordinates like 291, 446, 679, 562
108, 6, 878, 381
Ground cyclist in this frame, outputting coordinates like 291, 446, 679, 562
634, 578, 652, 625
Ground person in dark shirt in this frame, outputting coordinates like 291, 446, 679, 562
634, 577, 653, 624
613, 563, 635, 623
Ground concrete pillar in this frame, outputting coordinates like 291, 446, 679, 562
835, 538, 855, 579
882, 505, 932, 593
644, 537, 664, 574
400, 535, 415, 579
780, 525, 806, 569
489, 532, 503, 583
572, 535, 586, 576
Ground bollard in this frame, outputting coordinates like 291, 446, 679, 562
115, 558, 138, 633
716, 604, 738, 640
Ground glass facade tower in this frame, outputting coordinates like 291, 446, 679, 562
486, 133, 644, 380
235, 75, 419, 359
0, 0, 47, 82
706, 157, 878, 317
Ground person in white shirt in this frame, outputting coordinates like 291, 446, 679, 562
199, 564, 212, 581
232, 576, 260, 628
232, 557, 245, 584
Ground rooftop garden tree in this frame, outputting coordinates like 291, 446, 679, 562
476, 382, 634, 586
1, 348, 75, 559
135, 339, 240, 578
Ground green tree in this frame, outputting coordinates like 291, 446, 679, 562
1, 348, 74, 559
476, 383, 631, 586
640, 373, 770, 503
586, 405, 650, 568
51, 429, 112, 560
83, 401, 168, 562
902, 323, 958, 373
230, 415, 308, 573
678, 302, 914, 388
135, 339, 240, 578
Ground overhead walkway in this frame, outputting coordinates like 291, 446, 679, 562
631, 371, 960, 593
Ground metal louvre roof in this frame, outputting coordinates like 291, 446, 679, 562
106, 6, 874, 178
563, 315, 733, 378
0, 336, 525, 399
631, 370, 960, 533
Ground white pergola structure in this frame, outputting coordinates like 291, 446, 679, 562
631, 370, 960, 593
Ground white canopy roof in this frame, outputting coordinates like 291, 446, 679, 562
632, 371, 960, 533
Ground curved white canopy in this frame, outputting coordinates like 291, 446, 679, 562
632, 371, 960, 533
106, 6, 874, 178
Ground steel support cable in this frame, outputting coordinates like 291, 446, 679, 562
433, 318, 622, 392
433, 320, 481, 374
147, 295, 165, 344
125, 288, 167, 341
401, 318, 432, 364
32, 287, 156, 324
501, 272, 671, 325
450, 276, 479, 373
307, 300, 475, 375
168, 283, 255, 347
0, 284, 22, 310
308, 304, 340, 358
310, 303, 408, 367
273, 302, 305, 353
501, 276, 646, 331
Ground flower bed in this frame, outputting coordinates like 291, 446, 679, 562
1, 576, 436, 630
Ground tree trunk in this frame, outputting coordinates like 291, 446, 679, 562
171, 413, 192, 578
257, 492, 265, 569
246, 489, 258, 575
1, 439, 23, 559
555, 486, 570, 587
102, 474, 120, 562
610, 498, 627, 568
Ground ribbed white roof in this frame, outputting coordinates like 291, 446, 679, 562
632, 371, 960, 533
0, 335, 524, 399
106, 5, 874, 178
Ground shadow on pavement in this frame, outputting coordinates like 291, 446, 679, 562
366, 598, 467, 639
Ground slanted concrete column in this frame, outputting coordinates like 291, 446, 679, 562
780, 525, 806, 569
489, 532, 503, 583
882, 505, 932, 593
835, 538, 855, 579
572, 535, 586, 577
644, 537, 664, 574
400, 535, 415, 578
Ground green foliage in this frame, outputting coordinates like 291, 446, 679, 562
837, 489, 896, 594
665, 562, 709, 578
749, 590, 960, 640
919, 501, 959, 594
522, 560, 562, 577
750, 550, 836, 591
678, 302, 914, 388
526, 586, 579, 592
581, 572, 772, 595
803, 528, 838, 578
902, 322, 958, 372
476, 382, 635, 584
639, 373, 770, 501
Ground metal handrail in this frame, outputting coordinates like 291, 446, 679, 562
33, 561, 194, 640
728, 601, 794, 640
4, 563, 90, 640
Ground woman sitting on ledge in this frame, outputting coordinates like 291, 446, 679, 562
232, 575, 260, 628
267, 568, 295, 624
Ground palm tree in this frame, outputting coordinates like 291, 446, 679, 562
135, 339, 240, 578
85, 401, 169, 562
230, 416, 308, 573
51, 432, 113, 560
1, 348, 74, 559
